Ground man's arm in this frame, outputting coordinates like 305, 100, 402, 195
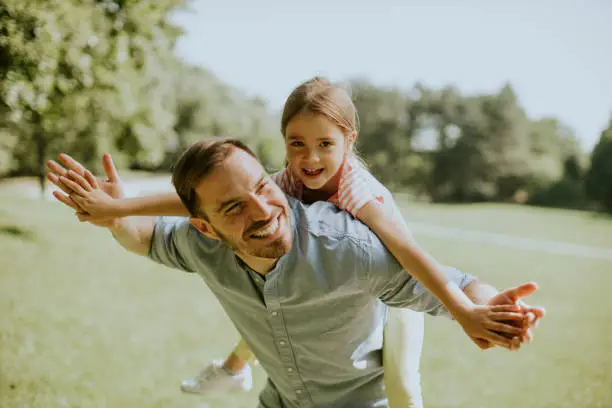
463, 280, 500, 305
48, 153, 157, 257
49, 153, 199, 273
362, 220, 540, 314
106, 216, 156, 256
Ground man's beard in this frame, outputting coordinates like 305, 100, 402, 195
211, 226, 290, 259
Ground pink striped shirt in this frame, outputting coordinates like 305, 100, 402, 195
271, 157, 394, 218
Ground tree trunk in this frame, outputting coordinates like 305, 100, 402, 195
35, 130, 47, 199
32, 111, 48, 199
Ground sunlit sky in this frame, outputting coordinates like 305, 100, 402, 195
172, 0, 612, 151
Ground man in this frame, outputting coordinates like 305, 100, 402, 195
47, 139, 543, 408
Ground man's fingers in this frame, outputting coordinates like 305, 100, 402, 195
520, 328, 534, 344
52, 191, 78, 210
102, 153, 120, 182
46, 160, 68, 177
66, 170, 93, 192
59, 176, 87, 196
76, 211, 92, 222
534, 316, 541, 329
84, 170, 99, 189
525, 306, 546, 319
58, 153, 86, 176
472, 338, 493, 350
505, 282, 538, 303
47, 173, 71, 195
511, 336, 521, 351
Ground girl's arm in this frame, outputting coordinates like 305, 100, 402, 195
357, 201, 472, 313
72, 190, 190, 218
115, 192, 189, 217
356, 200, 523, 349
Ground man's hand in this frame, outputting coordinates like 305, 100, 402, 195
454, 304, 527, 351
47, 152, 155, 256
46, 153, 124, 228
476, 282, 545, 350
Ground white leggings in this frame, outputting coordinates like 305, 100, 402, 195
383, 308, 425, 408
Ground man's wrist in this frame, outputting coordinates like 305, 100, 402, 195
463, 280, 499, 305
108, 218, 128, 238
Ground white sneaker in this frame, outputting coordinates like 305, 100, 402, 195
180, 359, 253, 395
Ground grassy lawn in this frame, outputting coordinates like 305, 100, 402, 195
1, 192, 611, 408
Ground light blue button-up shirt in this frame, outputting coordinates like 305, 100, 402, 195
149, 197, 475, 408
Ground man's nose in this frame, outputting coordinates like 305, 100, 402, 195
248, 193, 272, 220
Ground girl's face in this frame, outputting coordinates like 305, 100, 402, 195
285, 111, 353, 192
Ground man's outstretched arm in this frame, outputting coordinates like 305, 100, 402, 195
47, 153, 155, 257
105, 217, 155, 257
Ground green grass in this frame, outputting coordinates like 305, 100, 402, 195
1, 192, 612, 408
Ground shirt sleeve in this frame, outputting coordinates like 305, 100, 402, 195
148, 216, 197, 273
364, 233, 477, 317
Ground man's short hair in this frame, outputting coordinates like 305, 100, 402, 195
172, 138, 257, 219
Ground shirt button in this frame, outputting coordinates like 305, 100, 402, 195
287, 367, 293, 372
296, 389, 302, 394
279, 340, 286, 346
271, 311, 278, 316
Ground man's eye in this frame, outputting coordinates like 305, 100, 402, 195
226, 203, 243, 215
321, 141, 332, 147
257, 179, 270, 193
290, 141, 304, 147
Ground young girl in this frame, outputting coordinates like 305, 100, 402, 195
66, 77, 521, 407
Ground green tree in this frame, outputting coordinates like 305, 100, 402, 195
351, 79, 416, 188
163, 63, 282, 172
0, 0, 184, 191
586, 120, 612, 212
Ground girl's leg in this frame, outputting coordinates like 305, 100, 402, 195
383, 307, 425, 408
180, 338, 255, 394
231, 337, 258, 367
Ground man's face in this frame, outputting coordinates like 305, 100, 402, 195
193, 148, 292, 260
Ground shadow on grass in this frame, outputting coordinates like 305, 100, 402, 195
0, 225, 36, 241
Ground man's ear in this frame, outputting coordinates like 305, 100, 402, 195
190, 217, 220, 241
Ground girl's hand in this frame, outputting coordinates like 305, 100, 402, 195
453, 304, 527, 351
47, 153, 127, 218
64, 175, 125, 217
57, 169, 126, 218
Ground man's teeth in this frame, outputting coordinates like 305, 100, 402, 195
252, 217, 279, 237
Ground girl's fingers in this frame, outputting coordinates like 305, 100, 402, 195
67, 170, 93, 192
485, 321, 523, 335
58, 153, 86, 176
489, 312, 525, 321
59, 176, 87, 196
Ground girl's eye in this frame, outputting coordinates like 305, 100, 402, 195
289, 141, 304, 147
320, 141, 333, 147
